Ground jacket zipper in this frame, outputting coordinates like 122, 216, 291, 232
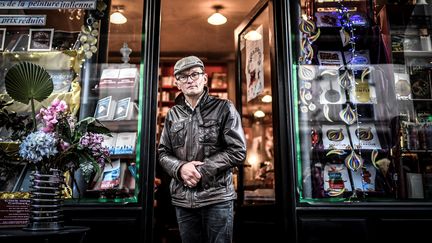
187, 113, 193, 208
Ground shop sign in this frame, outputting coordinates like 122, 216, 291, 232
0, 0, 96, 9
0, 15, 46, 26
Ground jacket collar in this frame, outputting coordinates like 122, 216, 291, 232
175, 86, 210, 108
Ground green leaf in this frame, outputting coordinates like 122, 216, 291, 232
87, 124, 111, 135
5, 62, 54, 104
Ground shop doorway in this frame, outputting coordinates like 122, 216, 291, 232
155, 0, 262, 243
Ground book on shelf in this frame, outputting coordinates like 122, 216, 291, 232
101, 133, 118, 155
99, 68, 120, 89
117, 67, 139, 88
99, 159, 121, 190
161, 76, 174, 87
94, 96, 116, 121
113, 97, 135, 120
114, 132, 137, 155
210, 72, 227, 89
101, 132, 138, 155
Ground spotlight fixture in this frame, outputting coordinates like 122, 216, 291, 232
110, 5, 127, 25
207, 5, 227, 26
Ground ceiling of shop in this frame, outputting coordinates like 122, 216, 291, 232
109, 0, 259, 60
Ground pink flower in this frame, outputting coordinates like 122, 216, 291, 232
59, 140, 70, 151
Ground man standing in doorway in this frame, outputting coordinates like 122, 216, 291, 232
158, 56, 246, 243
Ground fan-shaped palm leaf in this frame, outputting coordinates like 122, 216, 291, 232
5, 61, 53, 104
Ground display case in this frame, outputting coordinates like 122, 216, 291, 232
0, 1, 158, 242
288, 0, 432, 242
295, 0, 432, 204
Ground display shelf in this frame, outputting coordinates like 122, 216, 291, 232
100, 120, 138, 132
392, 51, 432, 58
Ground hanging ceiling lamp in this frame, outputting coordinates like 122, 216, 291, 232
207, 5, 227, 26
254, 109, 265, 118
110, 5, 127, 25
244, 30, 262, 41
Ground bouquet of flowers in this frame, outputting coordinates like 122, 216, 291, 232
4, 61, 111, 183
18, 99, 110, 182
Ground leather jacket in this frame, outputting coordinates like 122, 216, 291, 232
158, 87, 246, 208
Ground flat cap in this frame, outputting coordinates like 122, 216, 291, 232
173, 56, 204, 76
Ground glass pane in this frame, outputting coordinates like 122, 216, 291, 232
295, 0, 432, 202
0, 2, 144, 205
239, 5, 275, 204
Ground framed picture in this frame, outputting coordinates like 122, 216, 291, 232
28, 28, 54, 51
0, 28, 5, 51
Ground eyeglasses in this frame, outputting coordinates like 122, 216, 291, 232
176, 72, 205, 83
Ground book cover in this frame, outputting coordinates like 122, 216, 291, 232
117, 67, 138, 88
114, 132, 137, 155
324, 163, 352, 192
351, 163, 376, 192
113, 97, 133, 120
349, 123, 381, 150
100, 159, 121, 190
99, 68, 119, 89
94, 96, 116, 120
322, 125, 351, 150
101, 133, 117, 155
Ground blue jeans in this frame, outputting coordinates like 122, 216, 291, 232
175, 200, 234, 243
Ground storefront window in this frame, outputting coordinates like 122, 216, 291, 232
0, 0, 144, 205
295, 0, 432, 202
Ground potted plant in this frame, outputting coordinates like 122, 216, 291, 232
5, 61, 111, 231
